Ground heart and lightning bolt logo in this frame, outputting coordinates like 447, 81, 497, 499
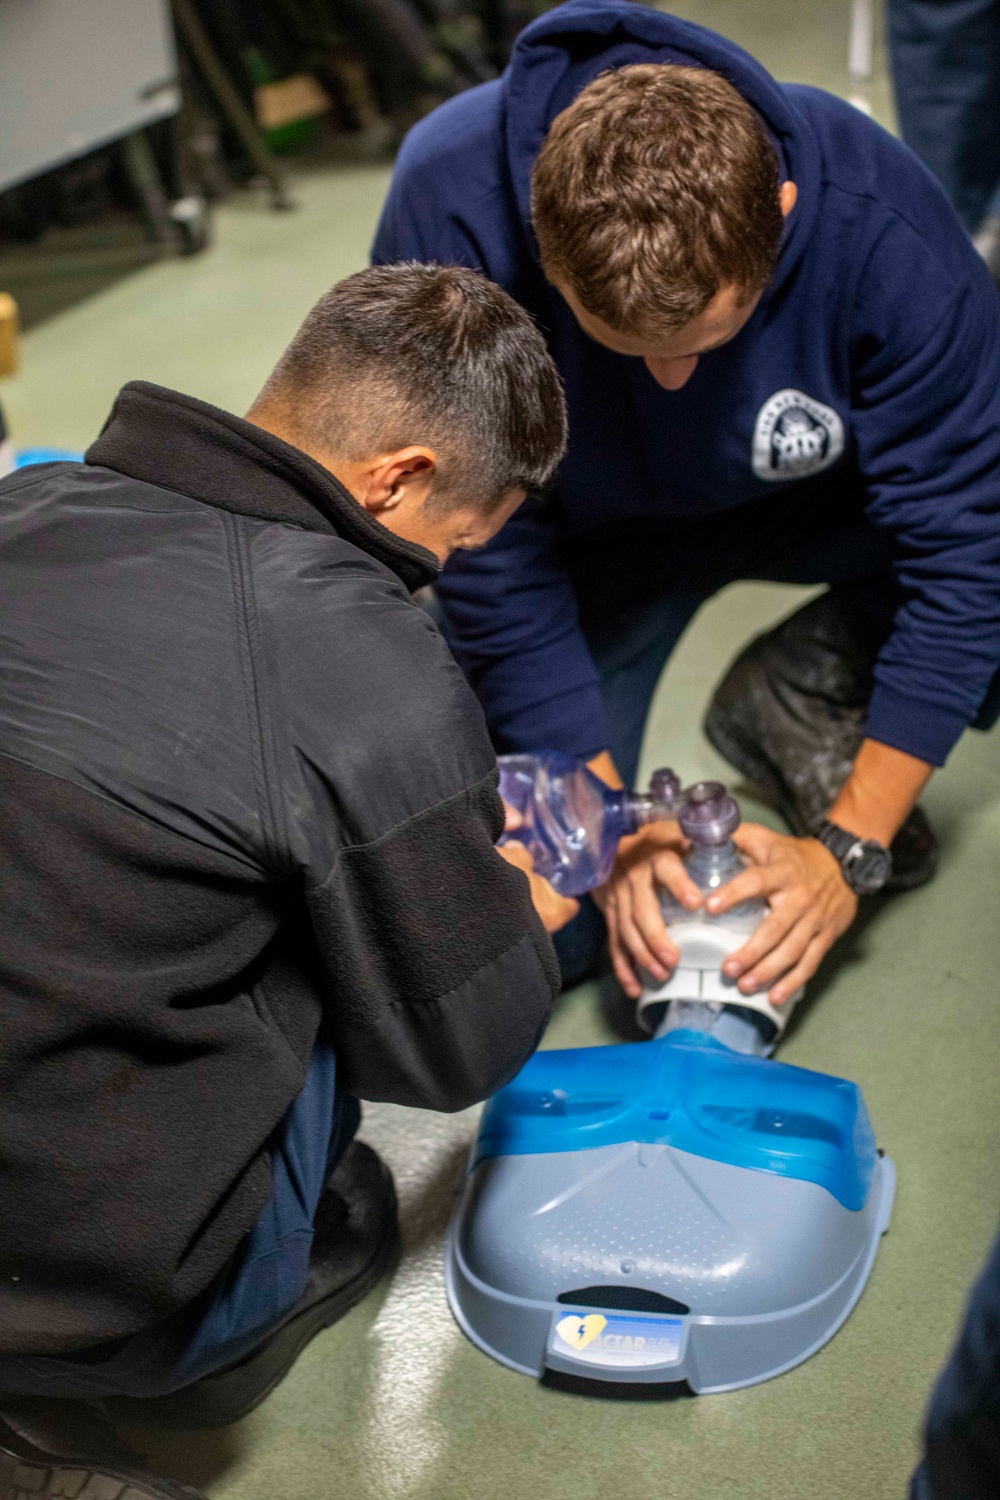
555, 1314, 607, 1350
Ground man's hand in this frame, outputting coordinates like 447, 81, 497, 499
711, 824, 858, 1005
498, 840, 580, 934
594, 821, 858, 1004
585, 736, 929, 1006
591, 822, 703, 998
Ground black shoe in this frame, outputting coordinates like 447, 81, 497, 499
704, 586, 939, 892
0, 1396, 206, 1498
110, 1141, 399, 1431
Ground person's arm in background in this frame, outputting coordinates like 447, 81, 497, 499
713, 209, 1000, 1000
596, 206, 1000, 1005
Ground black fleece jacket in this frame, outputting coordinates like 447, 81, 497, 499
0, 381, 559, 1355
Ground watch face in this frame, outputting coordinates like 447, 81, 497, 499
844, 840, 893, 895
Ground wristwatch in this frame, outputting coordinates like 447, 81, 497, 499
817, 821, 893, 896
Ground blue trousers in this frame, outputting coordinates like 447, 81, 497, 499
889, 0, 1000, 232
0, 1038, 358, 1399
912, 1226, 1000, 1498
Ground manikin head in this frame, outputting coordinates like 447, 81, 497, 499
531, 64, 798, 390
248, 263, 568, 563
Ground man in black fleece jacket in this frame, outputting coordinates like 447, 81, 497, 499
0, 264, 573, 1497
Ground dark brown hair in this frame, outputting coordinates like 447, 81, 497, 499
531, 64, 784, 335
253, 262, 567, 510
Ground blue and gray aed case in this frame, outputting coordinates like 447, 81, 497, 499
445, 1032, 895, 1391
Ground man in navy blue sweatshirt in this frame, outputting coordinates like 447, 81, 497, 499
373, 0, 1000, 1012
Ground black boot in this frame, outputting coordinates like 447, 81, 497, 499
109, 1141, 399, 1431
704, 585, 939, 891
0, 1396, 206, 1498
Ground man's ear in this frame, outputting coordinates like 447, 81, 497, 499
780, 181, 798, 217
360, 447, 437, 515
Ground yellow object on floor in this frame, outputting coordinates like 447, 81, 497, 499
0, 293, 19, 377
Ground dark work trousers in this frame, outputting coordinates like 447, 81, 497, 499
553, 482, 900, 986
0, 1039, 360, 1399
912, 1226, 1000, 1499
888, 0, 1000, 232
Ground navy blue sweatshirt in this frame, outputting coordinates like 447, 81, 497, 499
373, 0, 1000, 768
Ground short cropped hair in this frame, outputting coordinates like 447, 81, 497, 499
531, 64, 784, 336
253, 263, 567, 509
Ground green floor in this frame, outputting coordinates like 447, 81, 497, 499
2, 4, 998, 1497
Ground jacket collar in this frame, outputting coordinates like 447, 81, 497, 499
85, 381, 440, 593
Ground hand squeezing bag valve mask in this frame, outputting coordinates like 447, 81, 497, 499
638, 780, 804, 1056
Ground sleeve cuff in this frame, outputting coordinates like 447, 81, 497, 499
491, 681, 611, 761
865, 682, 970, 767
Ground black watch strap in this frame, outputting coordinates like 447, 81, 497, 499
818, 821, 860, 863
818, 821, 893, 895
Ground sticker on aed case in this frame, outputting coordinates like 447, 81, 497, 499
549, 1311, 684, 1369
